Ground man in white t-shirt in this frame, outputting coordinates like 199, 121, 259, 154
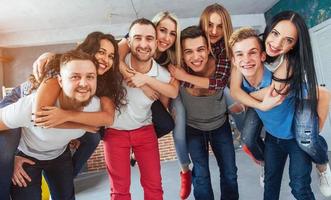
0, 50, 100, 200
103, 18, 178, 200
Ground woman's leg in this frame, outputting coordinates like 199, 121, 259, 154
0, 86, 22, 200
170, 95, 192, 199
151, 100, 174, 138
72, 132, 101, 177
170, 95, 190, 169
241, 108, 265, 163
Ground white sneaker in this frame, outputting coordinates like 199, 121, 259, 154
260, 165, 264, 188
318, 163, 331, 197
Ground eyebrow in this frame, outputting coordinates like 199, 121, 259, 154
273, 28, 295, 40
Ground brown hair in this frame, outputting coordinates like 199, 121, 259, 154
199, 3, 233, 58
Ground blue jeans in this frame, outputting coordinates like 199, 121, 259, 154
187, 121, 239, 200
264, 133, 315, 200
294, 99, 329, 165
73, 132, 101, 176
241, 108, 264, 162
0, 86, 22, 200
11, 148, 75, 200
170, 95, 191, 168
224, 87, 246, 132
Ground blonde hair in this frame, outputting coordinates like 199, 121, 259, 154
152, 11, 181, 66
228, 27, 263, 57
199, 3, 233, 58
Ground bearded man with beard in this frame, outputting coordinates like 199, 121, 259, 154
0, 50, 101, 200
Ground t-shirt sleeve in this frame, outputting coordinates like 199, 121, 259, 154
83, 97, 101, 112
1, 95, 32, 128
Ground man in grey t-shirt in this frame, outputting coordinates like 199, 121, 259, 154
0, 50, 100, 200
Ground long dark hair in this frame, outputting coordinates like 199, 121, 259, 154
263, 11, 318, 114
76, 31, 126, 111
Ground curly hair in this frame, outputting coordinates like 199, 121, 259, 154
77, 31, 126, 111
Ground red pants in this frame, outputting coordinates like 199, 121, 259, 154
103, 125, 163, 200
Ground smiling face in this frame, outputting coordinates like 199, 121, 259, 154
208, 12, 224, 44
232, 37, 266, 78
58, 59, 97, 106
156, 17, 177, 52
129, 23, 157, 62
182, 36, 209, 73
94, 39, 115, 75
265, 20, 298, 57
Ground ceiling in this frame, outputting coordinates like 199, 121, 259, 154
0, 0, 279, 48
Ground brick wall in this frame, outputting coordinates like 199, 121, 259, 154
87, 133, 177, 172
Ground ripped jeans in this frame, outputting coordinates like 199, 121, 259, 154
242, 100, 329, 165
293, 99, 328, 165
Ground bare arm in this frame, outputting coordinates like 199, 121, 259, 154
127, 73, 179, 99
33, 78, 61, 113
230, 67, 284, 111
318, 86, 331, 130
34, 97, 115, 128
118, 37, 130, 62
169, 64, 210, 89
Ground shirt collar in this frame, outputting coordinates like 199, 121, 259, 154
127, 54, 159, 77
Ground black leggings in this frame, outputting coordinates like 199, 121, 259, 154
151, 100, 175, 138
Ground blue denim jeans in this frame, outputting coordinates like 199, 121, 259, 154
73, 132, 101, 176
170, 95, 191, 168
187, 121, 239, 200
294, 99, 329, 165
224, 87, 246, 132
0, 86, 22, 200
11, 148, 75, 200
241, 108, 264, 162
264, 133, 315, 200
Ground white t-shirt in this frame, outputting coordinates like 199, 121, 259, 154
1, 93, 100, 160
111, 54, 171, 130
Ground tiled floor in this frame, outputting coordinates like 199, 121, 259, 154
74, 150, 329, 200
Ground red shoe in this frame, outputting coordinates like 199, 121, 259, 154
242, 145, 262, 165
180, 170, 192, 199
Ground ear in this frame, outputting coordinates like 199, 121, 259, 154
57, 74, 63, 88
261, 51, 266, 62
127, 37, 131, 48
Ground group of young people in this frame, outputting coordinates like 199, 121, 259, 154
0, 3, 330, 200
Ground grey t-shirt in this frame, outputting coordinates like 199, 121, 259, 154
180, 88, 227, 131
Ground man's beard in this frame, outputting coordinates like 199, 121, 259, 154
63, 92, 93, 110
131, 48, 153, 62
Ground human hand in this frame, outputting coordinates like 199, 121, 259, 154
259, 83, 285, 111
34, 106, 69, 128
32, 52, 55, 82
12, 156, 35, 187
126, 72, 148, 88
141, 85, 160, 101
169, 64, 187, 81
69, 139, 81, 149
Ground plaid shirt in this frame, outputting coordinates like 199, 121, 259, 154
181, 38, 231, 90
